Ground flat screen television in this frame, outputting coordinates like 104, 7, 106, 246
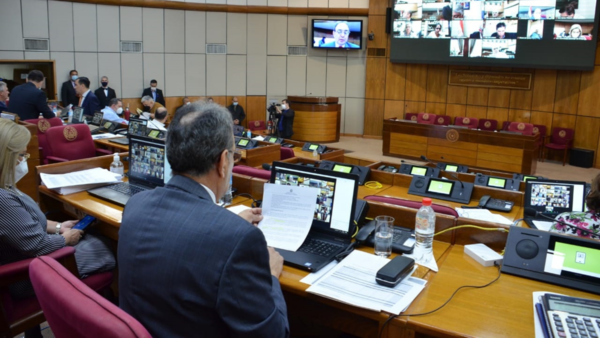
389, 0, 600, 70
312, 19, 363, 49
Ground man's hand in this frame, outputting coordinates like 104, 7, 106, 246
60, 220, 79, 233
238, 208, 263, 226
62, 229, 83, 246
268, 247, 284, 278
233, 119, 240, 125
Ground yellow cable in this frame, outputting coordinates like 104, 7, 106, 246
434, 224, 509, 237
364, 181, 383, 189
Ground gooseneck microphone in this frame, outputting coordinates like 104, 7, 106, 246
262, 163, 272, 171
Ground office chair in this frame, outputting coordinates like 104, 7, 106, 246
364, 195, 459, 217
248, 120, 266, 131
24, 118, 63, 164
405, 112, 418, 122
0, 247, 113, 338
45, 124, 112, 163
543, 127, 574, 166
454, 117, 479, 129
280, 147, 295, 160
417, 113, 436, 125
434, 115, 451, 126
29, 256, 150, 338
478, 119, 498, 131
508, 122, 534, 136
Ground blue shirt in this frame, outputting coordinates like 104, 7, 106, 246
101, 106, 128, 125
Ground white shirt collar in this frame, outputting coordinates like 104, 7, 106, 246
200, 184, 217, 204
82, 89, 90, 99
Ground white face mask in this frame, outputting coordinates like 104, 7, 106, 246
281, 104, 286, 110
116, 107, 123, 115
151, 87, 156, 92
15, 159, 28, 184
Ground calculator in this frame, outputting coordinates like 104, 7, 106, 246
542, 293, 600, 338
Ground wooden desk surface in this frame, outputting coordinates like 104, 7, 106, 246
94, 137, 129, 152
400, 245, 600, 338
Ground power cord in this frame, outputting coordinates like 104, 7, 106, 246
377, 262, 503, 338
364, 181, 383, 189
434, 224, 509, 237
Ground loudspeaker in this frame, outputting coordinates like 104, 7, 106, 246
385, 8, 391, 34
569, 148, 594, 168
476, 173, 487, 185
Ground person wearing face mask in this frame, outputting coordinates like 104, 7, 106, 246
227, 97, 246, 125
141, 79, 165, 109
176, 96, 191, 112
8, 70, 55, 120
101, 98, 128, 125
141, 96, 164, 119
94, 76, 117, 108
0, 119, 116, 319
118, 102, 288, 338
61, 69, 80, 108
275, 99, 295, 139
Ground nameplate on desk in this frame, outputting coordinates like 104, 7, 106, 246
448, 70, 532, 90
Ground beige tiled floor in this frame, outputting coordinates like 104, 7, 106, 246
333, 136, 600, 183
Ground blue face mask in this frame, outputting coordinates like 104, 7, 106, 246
233, 102, 238, 106
71, 75, 78, 81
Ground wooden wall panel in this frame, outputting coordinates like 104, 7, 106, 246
509, 89, 532, 110
366, 58, 387, 99
487, 88, 510, 108
384, 100, 404, 120
530, 111, 554, 136
369, 0, 389, 15
577, 65, 600, 118
404, 101, 426, 113
385, 61, 406, 100
508, 109, 531, 123
425, 65, 448, 103
465, 105, 487, 120
486, 107, 509, 123
446, 84, 468, 104
364, 99, 385, 136
467, 87, 488, 106
445, 103, 466, 120
552, 113, 577, 130
246, 96, 267, 124
405, 64, 428, 102
554, 71, 581, 115
574, 116, 600, 150
367, 15, 387, 50
425, 102, 446, 116
531, 69, 557, 112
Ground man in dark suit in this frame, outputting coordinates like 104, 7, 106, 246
8, 70, 55, 120
94, 76, 116, 108
0, 81, 9, 112
141, 79, 165, 107
276, 99, 295, 139
118, 102, 289, 338
60, 69, 79, 108
74, 77, 100, 116
227, 96, 246, 125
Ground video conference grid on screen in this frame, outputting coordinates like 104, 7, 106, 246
391, 0, 598, 69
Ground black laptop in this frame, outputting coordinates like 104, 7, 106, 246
109, 117, 149, 145
269, 161, 359, 272
524, 179, 586, 230
87, 135, 172, 206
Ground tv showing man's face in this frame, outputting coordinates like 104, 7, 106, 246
333, 22, 350, 46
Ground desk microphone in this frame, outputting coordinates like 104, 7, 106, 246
523, 207, 598, 239
262, 163, 272, 171
444, 171, 465, 192
420, 155, 434, 165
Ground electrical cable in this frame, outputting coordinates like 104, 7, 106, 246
364, 181, 383, 189
377, 262, 503, 338
434, 224, 509, 237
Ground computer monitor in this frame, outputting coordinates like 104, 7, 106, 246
92, 112, 104, 125
72, 107, 84, 123
128, 118, 148, 137
129, 136, 172, 187
525, 180, 586, 216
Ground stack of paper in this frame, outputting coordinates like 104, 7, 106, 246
455, 208, 513, 225
41, 168, 121, 195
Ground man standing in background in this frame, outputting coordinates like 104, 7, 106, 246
9, 70, 55, 120
61, 70, 79, 107
74, 77, 100, 116
94, 76, 116, 108
141, 80, 165, 107
227, 97, 246, 125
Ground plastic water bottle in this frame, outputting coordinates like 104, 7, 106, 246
109, 153, 124, 176
221, 176, 233, 206
67, 106, 73, 123
312, 148, 318, 158
247, 129, 252, 138
414, 198, 436, 264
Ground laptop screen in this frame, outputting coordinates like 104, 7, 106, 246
525, 180, 586, 216
72, 107, 84, 123
129, 136, 171, 187
92, 112, 103, 125
270, 161, 358, 236
128, 118, 148, 137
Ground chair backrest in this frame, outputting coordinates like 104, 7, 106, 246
24, 118, 64, 163
454, 116, 479, 129
232, 165, 271, 180
532, 124, 547, 137
501, 121, 511, 131
248, 120, 266, 131
508, 122, 534, 135
46, 124, 97, 161
478, 119, 498, 131
29, 256, 151, 338
417, 112, 436, 125
280, 147, 295, 160
434, 115, 451, 126
405, 112, 418, 122
550, 127, 574, 145
364, 195, 459, 217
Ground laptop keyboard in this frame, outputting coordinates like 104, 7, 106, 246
106, 182, 147, 196
298, 238, 344, 257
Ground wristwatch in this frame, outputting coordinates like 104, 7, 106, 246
55, 223, 62, 235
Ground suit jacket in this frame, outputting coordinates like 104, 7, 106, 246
141, 87, 166, 107
277, 109, 295, 139
8, 82, 55, 120
320, 41, 360, 48
61, 80, 78, 107
80, 91, 101, 116
0, 101, 8, 112
227, 104, 246, 124
118, 175, 289, 338
94, 87, 116, 108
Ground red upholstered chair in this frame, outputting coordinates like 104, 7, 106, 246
543, 127, 575, 166
434, 115, 451, 126
364, 195, 459, 217
232, 165, 271, 180
508, 122, 534, 136
248, 120, 266, 131
501, 121, 511, 131
45, 124, 112, 163
405, 112, 418, 122
280, 147, 295, 160
478, 119, 498, 131
29, 256, 150, 338
417, 113, 436, 125
24, 118, 64, 164
532, 124, 547, 158
454, 117, 479, 129
0, 247, 114, 338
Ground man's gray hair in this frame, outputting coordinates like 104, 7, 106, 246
0, 81, 6, 92
166, 102, 234, 177
109, 98, 121, 106
141, 95, 153, 103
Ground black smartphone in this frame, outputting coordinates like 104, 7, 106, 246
73, 215, 96, 230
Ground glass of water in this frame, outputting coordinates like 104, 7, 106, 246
374, 215, 394, 257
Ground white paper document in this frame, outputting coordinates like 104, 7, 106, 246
226, 205, 251, 215
252, 135, 265, 141
306, 251, 427, 315
532, 221, 554, 231
41, 168, 120, 194
257, 183, 319, 252
455, 208, 513, 225
91, 134, 122, 140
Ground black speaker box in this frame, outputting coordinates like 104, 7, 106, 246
385, 8, 391, 34
569, 148, 594, 168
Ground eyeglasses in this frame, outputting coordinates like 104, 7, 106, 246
18, 153, 30, 161
335, 30, 350, 35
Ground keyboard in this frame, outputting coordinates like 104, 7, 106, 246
298, 238, 344, 257
106, 182, 147, 196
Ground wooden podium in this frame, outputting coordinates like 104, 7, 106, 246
287, 96, 341, 143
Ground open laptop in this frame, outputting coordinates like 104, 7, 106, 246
269, 161, 359, 272
109, 117, 149, 145
87, 111, 105, 132
524, 179, 586, 230
87, 135, 172, 206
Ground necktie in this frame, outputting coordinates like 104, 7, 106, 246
152, 91, 156, 101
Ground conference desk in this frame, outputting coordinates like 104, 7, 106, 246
383, 119, 539, 175
94, 137, 129, 152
